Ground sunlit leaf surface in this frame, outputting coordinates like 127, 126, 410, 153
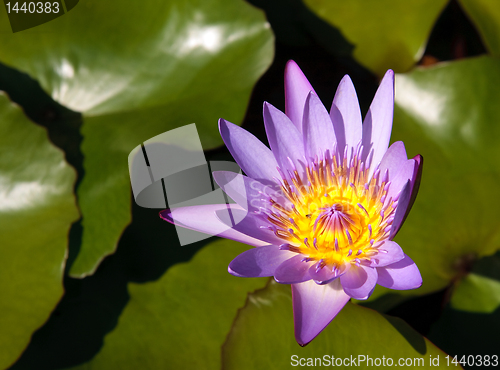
302, 0, 448, 76
0, 94, 78, 369
0, 0, 274, 277
451, 253, 500, 313
451, 273, 500, 314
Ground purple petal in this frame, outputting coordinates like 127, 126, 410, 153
219, 118, 280, 182
215, 207, 285, 246
274, 254, 313, 284
285, 60, 316, 132
376, 255, 422, 290
263, 102, 305, 175
340, 264, 378, 300
303, 92, 336, 162
362, 70, 394, 176
228, 245, 296, 278
378, 141, 408, 182
159, 204, 267, 247
332, 75, 362, 158
389, 155, 423, 238
368, 240, 405, 267
212, 170, 254, 210
212, 171, 286, 213
389, 180, 411, 239
385, 158, 416, 204
406, 154, 423, 219
292, 279, 350, 346
308, 262, 346, 284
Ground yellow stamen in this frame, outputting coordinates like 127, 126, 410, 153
269, 154, 395, 269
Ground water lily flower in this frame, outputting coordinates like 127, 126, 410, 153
160, 61, 422, 346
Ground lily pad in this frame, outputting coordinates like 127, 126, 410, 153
451, 273, 500, 314
451, 252, 500, 313
0, 0, 274, 277
0, 93, 78, 369
302, 0, 448, 76
67, 239, 268, 369
368, 56, 500, 300
222, 280, 452, 369
458, 0, 500, 55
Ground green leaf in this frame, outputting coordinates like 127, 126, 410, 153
451, 252, 500, 313
368, 56, 500, 300
222, 281, 452, 369
0, 0, 274, 277
458, 0, 500, 55
302, 0, 448, 76
67, 239, 267, 369
0, 93, 78, 369
451, 273, 500, 313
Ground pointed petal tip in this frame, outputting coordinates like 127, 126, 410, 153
285, 60, 308, 80
228, 265, 239, 276
294, 321, 317, 347
285, 59, 299, 71
411, 154, 423, 193
304, 91, 317, 108
159, 209, 173, 223
262, 101, 275, 116
378, 69, 395, 92
412, 153, 423, 166
284, 60, 314, 91
218, 117, 239, 131
336, 74, 357, 98
262, 101, 273, 120
296, 337, 310, 347
218, 117, 230, 134
284, 60, 316, 131
228, 264, 248, 278
293, 308, 343, 346
218, 118, 224, 136
339, 73, 354, 85
393, 140, 406, 150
